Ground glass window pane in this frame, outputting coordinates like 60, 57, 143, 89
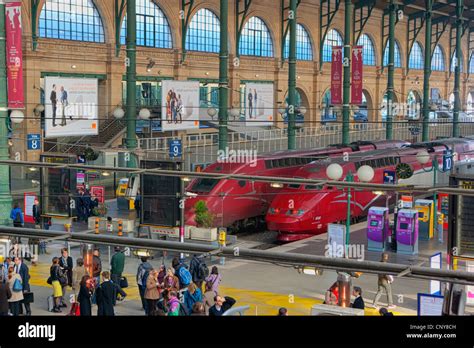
239, 17, 274, 57
322, 29, 343, 62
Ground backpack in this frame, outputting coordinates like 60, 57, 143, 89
141, 270, 150, 286
178, 302, 188, 316
14, 211, 21, 223
197, 262, 209, 282
178, 266, 192, 286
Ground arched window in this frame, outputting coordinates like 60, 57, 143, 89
356, 34, 376, 66
186, 9, 220, 53
284, 24, 313, 61
383, 40, 402, 68
322, 29, 343, 62
239, 17, 274, 57
120, 0, 172, 48
470, 54, 474, 74
39, 0, 105, 42
431, 45, 445, 71
451, 50, 464, 72
409, 42, 424, 70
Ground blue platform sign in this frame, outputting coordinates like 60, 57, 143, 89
169, 139, 182, 159
27, 134, 41, 150
383, 170, 396, 184
443, 150, 453, 172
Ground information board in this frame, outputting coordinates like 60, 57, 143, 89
417, 293, 444, 316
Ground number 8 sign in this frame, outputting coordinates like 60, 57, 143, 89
27, 134, 41, 150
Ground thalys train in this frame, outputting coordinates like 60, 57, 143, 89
266, 137, 474, 242
185, 140, 408, 232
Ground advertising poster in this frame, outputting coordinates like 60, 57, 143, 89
466, 261, 474, 305
161, 80, 200, 131
245, 83, 274, 126
417, 293, 444, 316
351, 46, 363, 105
23, 192, 37, 224
5, 2, 24, 109
429, 253, 442, 295
44, 77, 99, 138
331, 46, 342, 105
327, 223, 346, 258
91, 186, 105, 204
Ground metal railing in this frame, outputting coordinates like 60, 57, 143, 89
138, 120, 474, 169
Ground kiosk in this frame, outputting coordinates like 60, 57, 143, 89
415, 199, 434, 240
367, 207, 389, 252
396, 209, 419, 255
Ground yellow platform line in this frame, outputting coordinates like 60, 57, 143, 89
29, 263, 405, 316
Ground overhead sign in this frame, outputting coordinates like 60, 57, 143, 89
443, 149, 453, 172
331, 46, 343, 105
383, 170, 396, 185
245, 83, 274, 126
161, 80, 200, 131
5, 2, 24, 109
44, 77, 99, 138
169, 139, 182, 159
351, 46, 363, 105
27, 134, 41, 150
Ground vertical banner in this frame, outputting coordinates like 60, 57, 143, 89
5, 2, 24, 109
24, 192, 37, 224
351, 46, 363, 105
331, 46, 343, 105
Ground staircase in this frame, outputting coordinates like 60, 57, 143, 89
51, 117, 127, 154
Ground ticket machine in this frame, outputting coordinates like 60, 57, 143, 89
367, 207, 389, 252
415, 199, 434, 241
396, 209, 419, 255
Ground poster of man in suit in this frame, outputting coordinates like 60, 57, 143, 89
245, 83, 274, 126
161, 80, 200, 131
44, 77, 99, 138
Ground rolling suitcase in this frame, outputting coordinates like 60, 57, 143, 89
47, 295, 54, 312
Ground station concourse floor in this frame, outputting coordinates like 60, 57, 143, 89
18, 215, 457, 317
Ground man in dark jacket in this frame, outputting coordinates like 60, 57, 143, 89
32, 199, 41, 227
59, 248, 73, 306
96, 271, 116, 316
110, 247, 127, 300
14, 257, 31, 315
92, 249, 102, 284
0, 273, 12, 315
209, 296, 236, 316
351, 286, 365, 310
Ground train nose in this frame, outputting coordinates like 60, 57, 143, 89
266, 215, 302, 232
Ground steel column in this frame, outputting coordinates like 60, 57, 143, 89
453, 0, 463, 138
125, 0, 137, 165
342, 0, 352, 145
31, 0, 39, 51
115, 0, 126, 57
218, 0, 229, 151
386, 0, 396, 140
287, 0, 297, 150
421, 0, 432, 142
0, 0, 12, 225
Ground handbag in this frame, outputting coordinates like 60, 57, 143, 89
120, 277, 128, 289
47, 276, 52, 285
13, 278, 22, 292
22, 292, 34, 304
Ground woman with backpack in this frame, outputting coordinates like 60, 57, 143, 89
183, 282, 202, 315
205, 266, 222, 294
7, 266, 23, 316
49, 257, 65, 313
10, 203, 23, 228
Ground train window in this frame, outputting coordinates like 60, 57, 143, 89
277, 159, 285, 167
305, 185, 323, 190
265, 160, 273, 169
190, 178, 220, 193
288, 184, 301, 189
238, 180, 246, 187
285, 158, 292, 166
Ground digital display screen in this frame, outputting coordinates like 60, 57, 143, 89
400, 223, 409, 230
418, 212, 425, 219
370, 221, 379, 227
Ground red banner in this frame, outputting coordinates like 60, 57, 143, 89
351, 45, 363, 105
331, 46, 343, 105
5, 2, 24, 109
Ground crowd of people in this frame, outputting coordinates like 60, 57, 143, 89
75, 186, 99, 223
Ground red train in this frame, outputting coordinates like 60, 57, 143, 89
266, 137, 474, 242
185, 140, 409, 232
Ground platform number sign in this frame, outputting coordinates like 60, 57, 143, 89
443, 150, 453, 172
169, 139, 182, 159
27, 134, 41, 150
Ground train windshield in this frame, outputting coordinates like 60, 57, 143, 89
190, 178, 220, 193
305, 185, 324, 190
